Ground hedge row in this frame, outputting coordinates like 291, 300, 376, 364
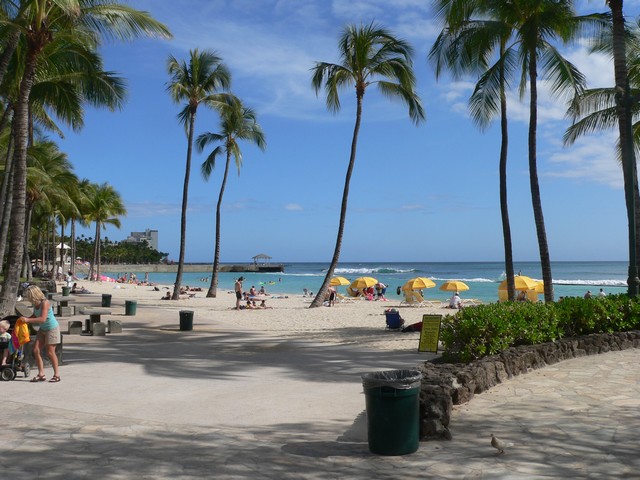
440, 294, 640, 363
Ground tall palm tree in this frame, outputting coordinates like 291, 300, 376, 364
448, 1, 604, 303
609, 0, 639, 295
430, 0, 518, 300
84, 182, 125, 281
564, 15, 640, 285
166, 49, 231, 301
197, 96, 266, 298
515, 1, 608, 302
24, 140, 78, 279
0, 0, 170, 318
310, 22, 425, 308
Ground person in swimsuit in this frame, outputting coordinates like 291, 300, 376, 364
234, 277, 244, 310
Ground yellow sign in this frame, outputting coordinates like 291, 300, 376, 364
418, 314, 442, 353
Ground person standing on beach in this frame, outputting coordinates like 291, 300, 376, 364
234, 277, 244, 310
22, 285, 61, 383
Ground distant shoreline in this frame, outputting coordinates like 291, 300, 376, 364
78, 264, 211, 273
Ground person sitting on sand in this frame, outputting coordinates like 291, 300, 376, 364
249, 285, 257, 296
258, 300, 272, 309
259, 286, 266, 295
449, 292, 463, 309
161, 292, 171, 300
245, 300, 256, 309
70, 283, 90, 294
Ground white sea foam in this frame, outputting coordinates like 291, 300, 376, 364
334, 267, 416, 275
553, 279, 627, 287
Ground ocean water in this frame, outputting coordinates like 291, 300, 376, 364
105, 261, 629, 303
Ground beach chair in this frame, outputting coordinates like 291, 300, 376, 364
400, 291, 425, 307
526, 290, 540, 302
384, 310, 404, 331
336, 293, 355, 304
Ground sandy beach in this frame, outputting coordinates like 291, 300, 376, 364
60, 278, 452, 352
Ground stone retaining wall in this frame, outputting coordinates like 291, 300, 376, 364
417, 330, 640, 440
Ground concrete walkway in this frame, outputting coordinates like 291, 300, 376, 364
2, 304, 640, 479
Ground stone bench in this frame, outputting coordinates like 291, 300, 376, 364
50, 295, 76, 317
78, 307, 112, 334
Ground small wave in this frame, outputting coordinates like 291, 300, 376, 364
334, 267, 417, 275
430, 276, 495, 283
553, 279, 627, 287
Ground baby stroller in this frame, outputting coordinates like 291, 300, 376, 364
0, 316, 31, 381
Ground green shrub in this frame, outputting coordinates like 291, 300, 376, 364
440, 294, 640, 363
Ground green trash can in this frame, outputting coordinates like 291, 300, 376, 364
179, 310, 194, 331
125, 300, 137, 316
101, 294, 112, 307
61, 286, 71, 296
361, 369, 422, 455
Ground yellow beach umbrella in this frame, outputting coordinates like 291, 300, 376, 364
330, 276, 351, 287
439, 280, 470, 292
350, 276, 378, 290
533, 281, 544, 294
402, 277, 436, 291
498, 275, 539, 291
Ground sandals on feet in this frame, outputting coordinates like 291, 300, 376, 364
30, 375, 46, 383
49, 376, 61, 383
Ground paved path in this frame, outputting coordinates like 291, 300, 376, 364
2, 304, 640, 479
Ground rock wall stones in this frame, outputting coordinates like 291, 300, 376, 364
417, 330, 640, 440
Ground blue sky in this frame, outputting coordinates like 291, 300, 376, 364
57, 0, 639, 263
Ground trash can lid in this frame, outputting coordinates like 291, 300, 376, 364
361, 369, 422, 389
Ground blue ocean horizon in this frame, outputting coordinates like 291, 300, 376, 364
104, 261, 630, 303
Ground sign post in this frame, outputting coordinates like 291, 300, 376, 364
418, 314, 442, 353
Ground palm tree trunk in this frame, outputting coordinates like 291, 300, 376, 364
173, 110, 196, 300
23, 204, 34, 281
91, 224, 98, 280
95, 223, 101, 281
610, 0, 640, 295
0, 50, 37, 317
0, 134, 15, 274
499, 43, 515, 302
207, 150, 232, 298
60, 221, 66, 278
310, 94, 364, 308
528, 47, 554, 303
71, 220, 76, 276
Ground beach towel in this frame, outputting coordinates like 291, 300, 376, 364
13, 317, 30, 345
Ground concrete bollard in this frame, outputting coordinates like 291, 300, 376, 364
67, 321, 83, 335
108, 320, 122, 334
91, 322, 106, 336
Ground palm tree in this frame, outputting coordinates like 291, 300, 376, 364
24, 140, 78, 279
430, 0, 518, 300
196, 96, 266, 298
84, 182, 126, 282
166, 49, 231, 301
564, 15, 640, 287
310, 22, 425, 308
609, 0, 640, 295
0, 0, 170, 318
447, 1, 604, 303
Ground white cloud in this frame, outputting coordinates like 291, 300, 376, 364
125, 201, 180, 217
400, 204, 426, 211
544, 132, 623, 189
285, 203, 304, 211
